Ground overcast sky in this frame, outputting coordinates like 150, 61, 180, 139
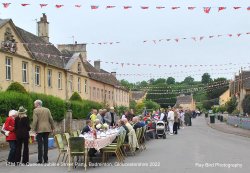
1, 0, 250, 82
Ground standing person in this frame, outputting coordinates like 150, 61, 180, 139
86, 109, 93, 120
180, 110, 185, 129
90, 109, 98, 124
173, 110, 178, 135
167, 108, 174, 135
96, 109, 104, 123
15, 106, 31, 165
104, 107, 119, 126
4, 110, 18, 164
32, 100, 55, 164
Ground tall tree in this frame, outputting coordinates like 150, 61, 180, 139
201, 73, 212, 84
183, 76, 195, 85
166, 77, 175, 85
153, 78, 167, 85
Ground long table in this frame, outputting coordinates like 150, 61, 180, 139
83, 132, 118, 171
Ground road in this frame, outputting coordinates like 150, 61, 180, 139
0, 116, 249, 173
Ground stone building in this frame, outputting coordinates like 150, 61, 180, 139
175, 94, 196, 110
230, 71, 250, 113
0, 14, 129, 107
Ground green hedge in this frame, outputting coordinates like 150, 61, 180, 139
29, 92, 66, 121
0, 91, 103, 122
70, 100, 102, 119
0, 91, 33, 119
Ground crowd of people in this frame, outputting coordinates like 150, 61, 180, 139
2, 101, 199, 166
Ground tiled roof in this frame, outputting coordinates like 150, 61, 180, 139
15, 27, 65, 69
130, 91, 146, 101
176, 95, 193, 104
0, 19, 10, 28
82, 61, 121, 87
242, 71, 250, 89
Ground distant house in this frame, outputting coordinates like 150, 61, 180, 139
230, 70, 250, 113
175, 94, 196, 110
219, 89, 230, 106
130, 91, 147, 103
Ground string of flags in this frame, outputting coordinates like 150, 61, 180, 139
9, 48, 250, 69
2, 3, 250, 13
11, 31, 250, 46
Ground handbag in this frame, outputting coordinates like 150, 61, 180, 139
1, 123, 10, 136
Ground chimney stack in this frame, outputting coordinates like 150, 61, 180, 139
94, 60, 101, 72
37, 13, 49, 43
111, 72, 116, 77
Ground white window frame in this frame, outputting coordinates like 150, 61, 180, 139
58, 72, 62, 89
78, 77, 81, 93
35, 65, 40, 86
69, 75, 73, 92
22, 62, 28, 83
47, 69, 52, 88
5, 57, 12, 80
84, 79, 87, 93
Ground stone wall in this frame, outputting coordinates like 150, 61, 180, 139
227, 116, 250, 130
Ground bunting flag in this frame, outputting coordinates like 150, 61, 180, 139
55, 5, 64, 8
233, 7, 241, 10
21, 4, 30, 7
204, 7, 211, 14
218, 7, 226, 12
124, 6, 132, 10
106, 6, 116, 9
40, 4, 47, 8
141, 6, 149, 10
247, 7, 250, 10
91, 5, 99, 10
2, 3, 11, 8
156, 6, 165, 10
188, 7, 196, 10
228, 34, 233, 37
75, 5, 81, 8
172, 7, 180, 10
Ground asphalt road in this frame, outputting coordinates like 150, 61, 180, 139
0, 116, 249, 173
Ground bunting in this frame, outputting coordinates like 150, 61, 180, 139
1, 4, 250, 13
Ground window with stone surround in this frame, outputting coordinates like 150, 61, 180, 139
35, 65, 40, 86
5, 57, 12, 80
22, 62, 28, 83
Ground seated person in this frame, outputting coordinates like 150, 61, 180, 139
132, 116, 143, 131
81, 120, 97, 158
81, 120, 92, 134
138, 115, 146, 127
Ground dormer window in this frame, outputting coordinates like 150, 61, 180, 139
77, 62, 82, 74
1, 27, 17, 53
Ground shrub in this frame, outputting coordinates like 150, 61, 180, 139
69, 92, 82, 101
29, 93, 66, 121
0, 91, 33, 119
6, 82, 27, 94
225, 97, 237, 114
115, 106, 129, 116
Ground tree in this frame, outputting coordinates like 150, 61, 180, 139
153, 78, 166, 85
242, 95, 250, 114
120, 79, 132, 90
70, 92, 82, 101
206, 78, 228, 99
129, 100, 137, 110
201, 73, 212, 84
225, 97, 237, 114
166, 77, 175, 85
183, 76, 195, 85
